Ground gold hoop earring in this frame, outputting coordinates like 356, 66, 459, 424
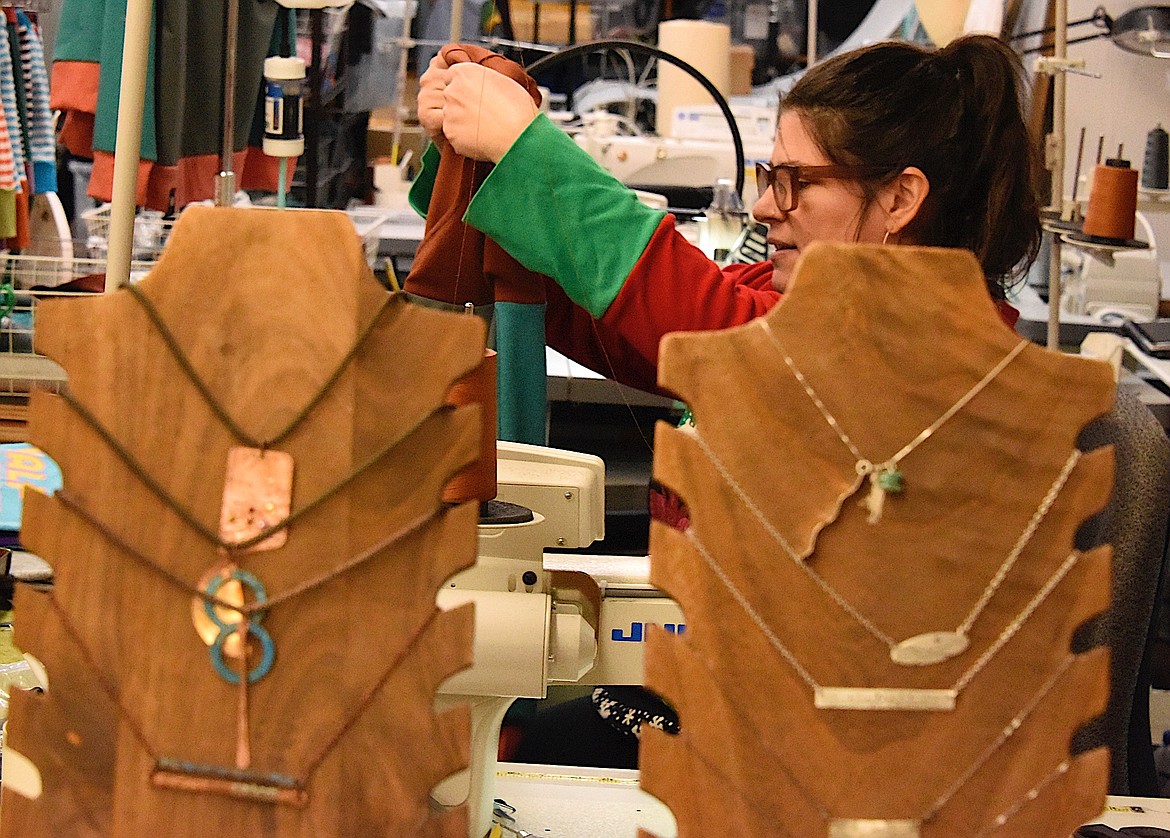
882, 229, 892, 245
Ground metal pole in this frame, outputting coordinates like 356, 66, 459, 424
105, 0, 153, 292
1046, 0, 1068, 350
806, 0, 817, 67
217, 0, 241, 205
305, 9, 323, 208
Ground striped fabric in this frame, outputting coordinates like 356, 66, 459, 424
0, 77, 15, 193
0, 21, 25, 192
15, 10, 55, 194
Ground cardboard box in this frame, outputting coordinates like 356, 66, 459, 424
729, 43, 755, 96
509, 0, 593, 45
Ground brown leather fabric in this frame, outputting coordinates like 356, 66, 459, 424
439, 43, 543, 106
405, 45, 546, 307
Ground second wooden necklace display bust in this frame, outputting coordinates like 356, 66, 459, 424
642, 242, 1117, 837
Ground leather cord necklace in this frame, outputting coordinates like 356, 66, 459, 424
54, 488, 442, 618
757, 316, 1030, 527
50, 285, 463, 807
693, 428, 1082, 668
57, 386, 446, 553
682, 524, 1082, 711
126, 281, 393, 450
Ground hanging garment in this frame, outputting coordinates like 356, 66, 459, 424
404, 44, 549, 445
14, 10, 56, 195
0, 34, 17, 240
50, 0, 283, 211
0, 16, 28, 246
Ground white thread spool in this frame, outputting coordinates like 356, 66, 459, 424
656, 20, 731, 138
263, 56, 306, 158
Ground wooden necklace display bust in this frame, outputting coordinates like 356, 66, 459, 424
1, 206, 487, 837
641, 243, 1117, 837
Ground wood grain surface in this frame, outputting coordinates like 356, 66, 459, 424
642, 242, 1116, 837
2, 206, 487, 837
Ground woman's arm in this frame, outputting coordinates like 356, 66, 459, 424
410, 118, 781, 393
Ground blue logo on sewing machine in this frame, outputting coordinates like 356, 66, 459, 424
611, 622, 686, 642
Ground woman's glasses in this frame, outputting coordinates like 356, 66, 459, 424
755, 162, 887, 212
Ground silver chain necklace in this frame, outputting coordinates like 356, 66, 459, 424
693, 429, 1082, 667
757, 317, 1029, 525
670, 639, 1077, 836
684, 524, 1082, 710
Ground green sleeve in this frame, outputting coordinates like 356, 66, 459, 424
464, 114, 666, 318
407, 141, 442, 218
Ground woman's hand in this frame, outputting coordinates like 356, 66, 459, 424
441, 62, 540, 163
417, 54, 451, 151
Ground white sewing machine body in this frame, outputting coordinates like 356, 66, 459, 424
569, 104, 774, 195
433, 441, 683, 838
1063, 211, 1162, 322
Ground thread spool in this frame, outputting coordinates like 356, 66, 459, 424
1082, 152, 1139, 242
1143, 124, 1169, 190
656, 20, 731, 138
443, 349, 498, 504
263, 56, 306, 157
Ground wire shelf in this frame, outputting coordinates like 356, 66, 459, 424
82, 203, 390, 265
0, 204, 392, 425
0, 255, 153, 421
80, 204, 176, 262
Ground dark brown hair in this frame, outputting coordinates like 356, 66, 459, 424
782, 35, 1041, 297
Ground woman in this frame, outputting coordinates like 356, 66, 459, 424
414, 35, 1041, 396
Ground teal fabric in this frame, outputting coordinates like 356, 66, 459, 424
494, 301, 547, 445
465, 114, 666, 318
90, 0, 159, 160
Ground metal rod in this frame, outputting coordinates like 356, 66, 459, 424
1013, 8, 1111, 39
1070, 126, 1086, 205
389, 0, 418, 166
806, 0, 817, 66
217, 0, 240, 206
450, 0, 464, 41
305, 9, 323, 208
1047, 0, 1069, 350
106, 0, 153, 292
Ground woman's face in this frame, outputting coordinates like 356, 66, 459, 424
752, 110, 889, 292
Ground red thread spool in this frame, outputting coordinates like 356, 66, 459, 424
1082, 155, 1139, 241
443, 349, 498, 504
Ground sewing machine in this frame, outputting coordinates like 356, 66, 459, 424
569, 105, 773, 196
1063, 211, 1162, 322
433, 441, 684, 838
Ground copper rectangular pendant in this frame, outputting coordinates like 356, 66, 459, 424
219, 446, 294, 552
829, 820, 921, 837
813, 686, 957, 711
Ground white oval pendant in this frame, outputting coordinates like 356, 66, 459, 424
889, 631, 970, 666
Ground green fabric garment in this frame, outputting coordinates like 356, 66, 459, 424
408, 142, 547, 445
465, 114, 666, 319
494, 300, 547, 445
66, 0, 276, 164
7, 20, 28, 166
407, 141, 441, 218
0, 190, 15, 239
86, 0, 159, 160
153, 0, 277, 165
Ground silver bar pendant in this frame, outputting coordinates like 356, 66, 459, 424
813, 687, 957, 711
829, 819, 921, 837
